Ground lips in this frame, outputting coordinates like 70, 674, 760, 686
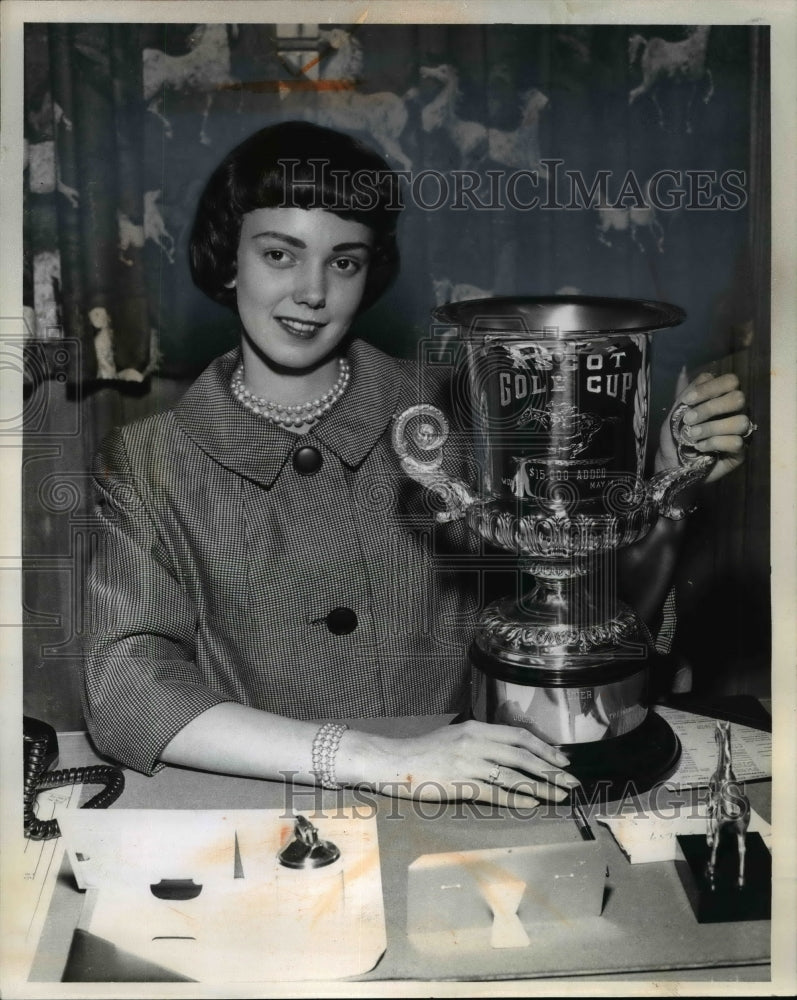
277, 316, 326, 339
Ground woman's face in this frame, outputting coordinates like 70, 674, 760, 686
233, 206, 373, 371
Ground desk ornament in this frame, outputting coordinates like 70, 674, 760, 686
675, 720, 771, 922
393, 296, 714, 796
277, 813, 341, 869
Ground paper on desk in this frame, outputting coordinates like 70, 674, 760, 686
16, 784, 82, 981
653, 705, 772, 788
598, 805, 772, 864
58, 808, 386, 982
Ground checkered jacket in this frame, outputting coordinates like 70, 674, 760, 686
83, 340, 483, 774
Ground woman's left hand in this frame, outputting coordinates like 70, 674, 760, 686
655, 371, 752, 484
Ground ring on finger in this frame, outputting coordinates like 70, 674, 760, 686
742, 419, 757, 440
487, 763, 502, 784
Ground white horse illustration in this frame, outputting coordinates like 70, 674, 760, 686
117, 190, 176, 266
628, 26, 714, 132
143, 24, 238, 145
420, 64, 548, 175
596, 178, 665, 254
485, 89, 548, 177
419, 64, 487, 165
299, 27, 414, 171
320, 26, 365, 82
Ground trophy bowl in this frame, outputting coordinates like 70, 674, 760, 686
393, 296, 715, 797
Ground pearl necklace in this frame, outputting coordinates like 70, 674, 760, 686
230, 358, 350, 428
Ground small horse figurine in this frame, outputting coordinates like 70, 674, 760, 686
706, 720, 751, 889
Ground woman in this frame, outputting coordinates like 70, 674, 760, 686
83, 122, 749, 808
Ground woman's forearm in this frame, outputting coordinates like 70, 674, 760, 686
160, 703, 324, 783
617, 515, 687, 628
157, 702, 578, 807
158, 703, 419, 787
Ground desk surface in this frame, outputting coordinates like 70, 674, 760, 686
30, 716, 772, 986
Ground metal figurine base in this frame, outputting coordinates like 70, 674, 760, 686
675, 832, 771, 923
393, 296, 717, 795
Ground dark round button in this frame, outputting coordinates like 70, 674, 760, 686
325, 607, 358, 636
293, 446, 323, 476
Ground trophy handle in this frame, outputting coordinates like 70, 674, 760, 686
646, 401, 717, 520
391, 404, 480, 523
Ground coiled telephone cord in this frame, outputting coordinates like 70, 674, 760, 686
23, 732, 125, 841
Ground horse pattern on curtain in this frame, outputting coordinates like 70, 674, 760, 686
24, 22, 761, 392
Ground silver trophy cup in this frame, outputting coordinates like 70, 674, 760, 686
392, 296, 715, 794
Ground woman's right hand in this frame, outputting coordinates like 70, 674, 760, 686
337, 720, 581, 810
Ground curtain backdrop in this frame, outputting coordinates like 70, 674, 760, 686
25, 22, 763, 392
22, 21, 771, 728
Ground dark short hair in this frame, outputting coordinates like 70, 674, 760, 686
189, 121, 402, 313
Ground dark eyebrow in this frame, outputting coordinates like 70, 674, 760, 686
251, 230, 305, 248
332, 241, 372, 253
251, 232, 371, 253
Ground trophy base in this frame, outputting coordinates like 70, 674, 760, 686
675, 832, 771, 923
471, 655, 682, 801
561, 711, 681, 801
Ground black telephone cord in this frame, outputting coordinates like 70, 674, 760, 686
23, 733, 125, 841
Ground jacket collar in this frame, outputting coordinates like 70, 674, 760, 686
173, 339, 404, 487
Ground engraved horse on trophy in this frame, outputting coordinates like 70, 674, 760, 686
706, 719, 751, 889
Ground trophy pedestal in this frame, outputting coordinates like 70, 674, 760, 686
675, 832, 771, 923
559, 711, 680, 799
472, 657, 681, 800
470, 576, 682, 799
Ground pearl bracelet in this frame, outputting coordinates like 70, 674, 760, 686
310, 722, 349, 790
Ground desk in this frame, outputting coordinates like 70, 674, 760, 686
30, 716, 771, 985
